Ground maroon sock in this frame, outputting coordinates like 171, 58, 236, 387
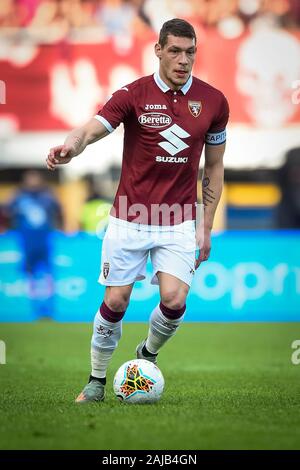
160, 302, 186, 320
100, 302, 125, 323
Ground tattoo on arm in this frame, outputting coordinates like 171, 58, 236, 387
202, 176, 215, 206
203, 177, 210, 188
203, 190, 215, 204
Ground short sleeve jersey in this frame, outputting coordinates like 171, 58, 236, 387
96, 73, 229, 225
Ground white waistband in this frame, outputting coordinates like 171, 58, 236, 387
109, 216, 195, 232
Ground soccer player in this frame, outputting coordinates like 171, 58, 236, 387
46, 18, 229, 402
8, 170, 62, 318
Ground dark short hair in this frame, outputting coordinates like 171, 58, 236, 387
158, 18, 196, 48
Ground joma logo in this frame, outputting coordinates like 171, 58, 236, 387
145, 104, 167, 110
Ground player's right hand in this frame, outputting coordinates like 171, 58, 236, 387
195, 227, 211, 269
46, 145, 75, 171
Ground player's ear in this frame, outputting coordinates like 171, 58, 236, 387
155, 43, 162, 60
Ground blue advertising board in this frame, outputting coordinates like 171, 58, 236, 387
0, 230, 299, 322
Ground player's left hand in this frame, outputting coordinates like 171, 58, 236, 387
46, 145, 75, 171
195, 227, 211, 269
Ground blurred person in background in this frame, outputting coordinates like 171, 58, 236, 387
0, 0, 23, 27
93, 0, 151, 43
94, 0, 136, 37
277, 148, 300, 228
0, 204, 9, 233
7, 170, 63, 318
17, 0, 41, 26
80, 175, 111, 235
27, 0, 97, 38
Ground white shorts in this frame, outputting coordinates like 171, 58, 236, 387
99, 216, 197, 287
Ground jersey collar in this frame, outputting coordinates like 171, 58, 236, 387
154, 72, 193, 95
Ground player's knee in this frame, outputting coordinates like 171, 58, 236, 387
105, 296, 129, 312
105, 289, 130, 312
161, 290, 187, 311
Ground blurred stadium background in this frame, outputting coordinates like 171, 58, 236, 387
1, 0, 300, 452
0, 0, 300, 322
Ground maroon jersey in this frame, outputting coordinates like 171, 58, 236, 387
95, 73, 229, 225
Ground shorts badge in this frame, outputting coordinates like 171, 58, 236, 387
103, 262, 110, 279
188, 100, 202, 117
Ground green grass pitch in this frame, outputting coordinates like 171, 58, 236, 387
0, 322, 300, 450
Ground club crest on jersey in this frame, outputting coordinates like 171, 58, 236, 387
188, 100, 202, 117
103, 262, 110, 279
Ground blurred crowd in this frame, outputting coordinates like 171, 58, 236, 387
0, 0, 300, 41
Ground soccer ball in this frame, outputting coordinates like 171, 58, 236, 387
113, 359, 165, 404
